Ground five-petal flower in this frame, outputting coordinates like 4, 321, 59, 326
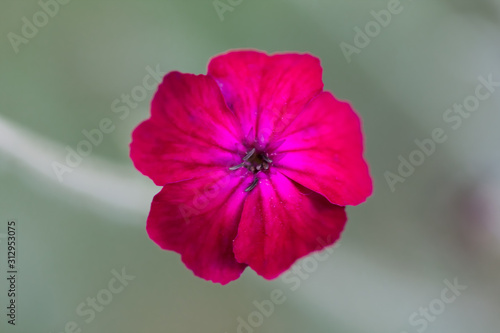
130, 50, 372, 284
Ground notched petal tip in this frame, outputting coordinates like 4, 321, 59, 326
272, 92, 373, 206
129, 71, 243, 186
146, 170, 250, 285
233, 173, 347, 279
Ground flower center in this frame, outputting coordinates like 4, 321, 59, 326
229, 148, 273, 192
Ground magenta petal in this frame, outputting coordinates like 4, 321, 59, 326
130, 71, 244, 186
207, 51, 267, 141
233, 172, 347, 279
208, 50, 323, 146
147, 169, 250, 284
274, 92, 373, 206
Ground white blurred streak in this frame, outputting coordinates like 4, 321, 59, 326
0, 115, 158, 223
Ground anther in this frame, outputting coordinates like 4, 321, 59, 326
243, 148, 256, 161
229, 162, 245, 171
262, 155, 273, 164
245, 177, 259, 192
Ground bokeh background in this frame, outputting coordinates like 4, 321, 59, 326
1, 0, 500, 332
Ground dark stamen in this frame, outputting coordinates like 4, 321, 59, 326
229, 148, 273, 192
242, 148, 256, 161
245, 177, 259, 192
229, 162, 245, 171
262, 155, 273, 164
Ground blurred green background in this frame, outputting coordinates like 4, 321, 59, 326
1, 0, 500, 332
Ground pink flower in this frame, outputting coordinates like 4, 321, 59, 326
130, 50, 372, 284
